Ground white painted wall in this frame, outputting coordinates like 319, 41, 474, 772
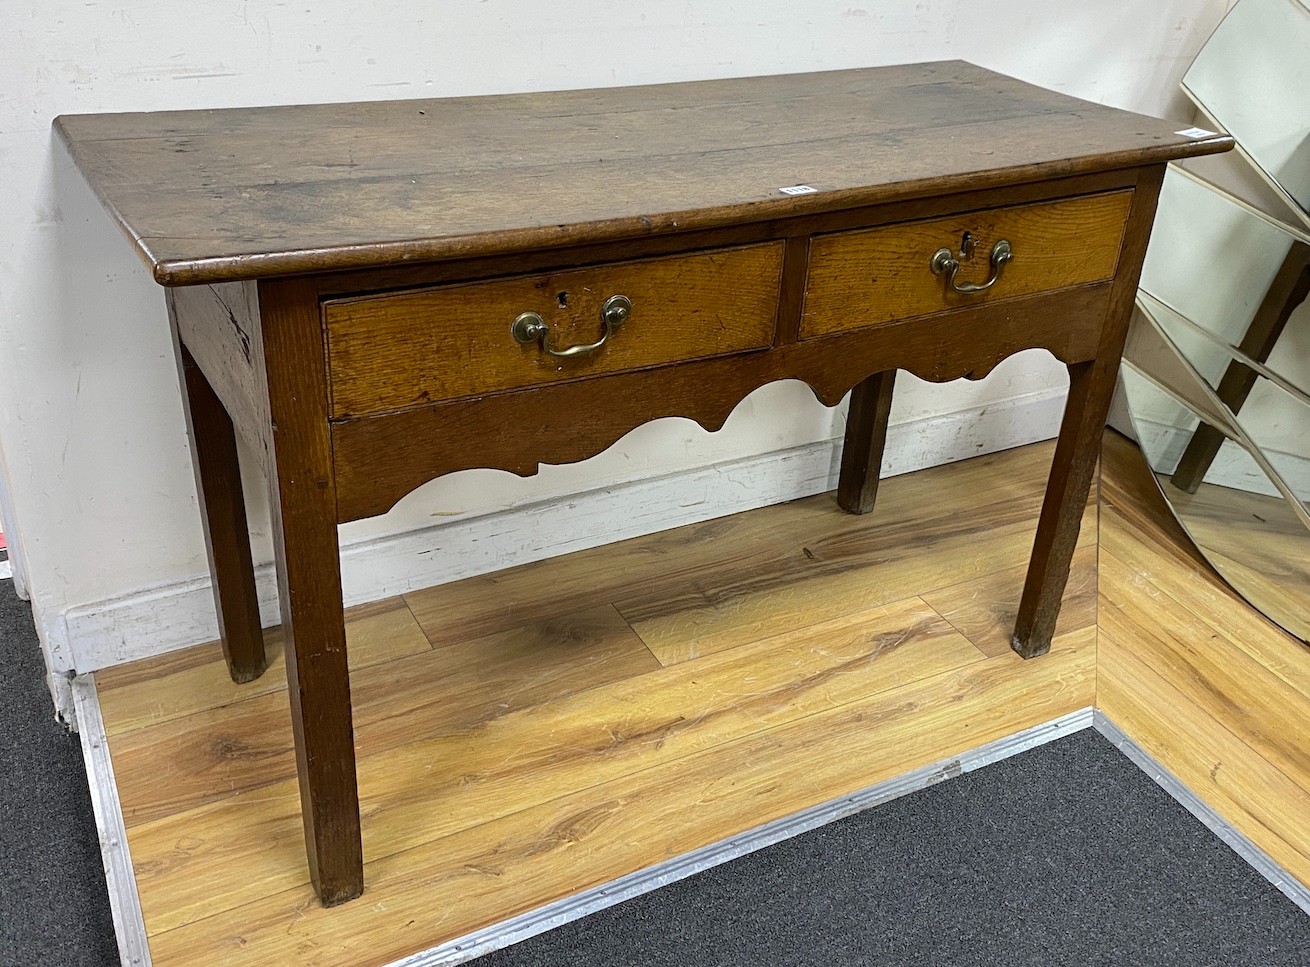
1, 0, 1231, 692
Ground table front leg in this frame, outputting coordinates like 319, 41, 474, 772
837, 371, 897, 515
1012, 360, 1107, 657
267, 465, 362, 905
260, 278, 364, 906
169, 307, 267, 684
1013, 164, 1165, 659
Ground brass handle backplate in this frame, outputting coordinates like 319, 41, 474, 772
512, 294, 632, 359
930, 238, 1014, 294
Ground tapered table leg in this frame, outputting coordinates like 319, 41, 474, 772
837, 371, 897, 515
1012, 360, 1107, 657
259, 277, 364, 905
169, 299, 267, 684
1012, 165, 1166, 659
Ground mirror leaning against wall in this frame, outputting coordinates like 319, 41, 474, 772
1119, 0, 1310, 643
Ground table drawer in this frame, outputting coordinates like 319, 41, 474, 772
324, 242, 785, 417
800, 191, 1133, 339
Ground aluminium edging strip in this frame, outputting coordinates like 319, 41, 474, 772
72, 674, 152, 967
1093, 709, 1310, 916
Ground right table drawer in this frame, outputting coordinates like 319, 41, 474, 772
800, 191, 1133, 339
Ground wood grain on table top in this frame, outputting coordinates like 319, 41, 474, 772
54, 61, 1231, 285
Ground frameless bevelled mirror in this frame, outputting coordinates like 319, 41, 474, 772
1121, 0, 1310, 643
1182, 0, 1310, 229
1123, 166, 1310, 642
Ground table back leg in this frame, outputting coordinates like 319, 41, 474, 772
837, 370, 897, 515
259, 277, 364, 906
169, 300, 268, 684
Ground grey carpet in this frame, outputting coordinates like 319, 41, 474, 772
1, 575, 1306, 966
475, 730, 1310, 967
0, 580, 117, 966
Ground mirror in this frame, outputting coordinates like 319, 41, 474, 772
1182, 0, 1310, 229
1120, 0, 1310, 643
1123, 162, 1310, 643
1138, 292, 1310, 497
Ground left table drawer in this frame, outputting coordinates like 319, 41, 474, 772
324, 242, 785, 418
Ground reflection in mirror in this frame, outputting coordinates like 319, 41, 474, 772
1125, 301, 1236, 433
1245, 379, 1310, 507
1121, 365, 1310, 642
1183, 0, 1310, 227
1122, 12, 1310, 645
1128, 300, 1310, 520
1139, 168, 1310, 396
1136, 295, 1310, 506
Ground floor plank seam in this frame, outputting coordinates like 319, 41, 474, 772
915, 597, 993, 660
617, 603, 679, 670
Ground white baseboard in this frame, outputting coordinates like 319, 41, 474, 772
57, 389, 1067, 673
1130, 414, 1310, 502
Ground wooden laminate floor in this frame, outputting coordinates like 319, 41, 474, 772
1098, 432, 1310, 888
92, 433, 1309, 967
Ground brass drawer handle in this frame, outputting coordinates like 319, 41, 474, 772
930, 238, 1013, 293
511, 294, 632, 359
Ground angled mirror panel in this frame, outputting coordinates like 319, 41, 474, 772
1129, 8, 1310, 645
1126, 302, 1237, 434
1183, 0, 1310, 226
1139, 290, 1310, 405
1121, 365, 1210, 473
1138, 293, 1236, 389
1140, 299, 1310, 506
1129, 300, 1309, 514
1141, 170, 1309, 388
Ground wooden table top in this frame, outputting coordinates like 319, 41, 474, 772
55, 60, 1229, 286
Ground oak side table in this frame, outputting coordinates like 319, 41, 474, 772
56, 61, 1231, 906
